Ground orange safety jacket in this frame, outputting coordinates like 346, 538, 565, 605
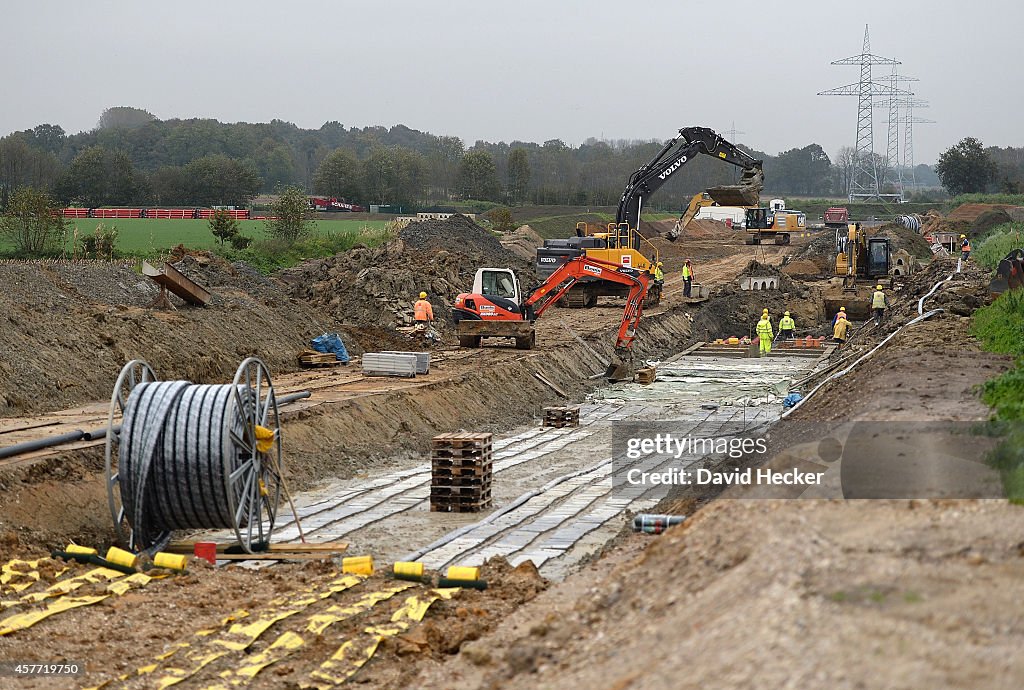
961, 239, 971, 252
414, 299, 433, 321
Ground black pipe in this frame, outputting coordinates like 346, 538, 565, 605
0, 430, 87, 459
82, 424, 121, 441
0, 390, 311, 461
277, 391, 311, 406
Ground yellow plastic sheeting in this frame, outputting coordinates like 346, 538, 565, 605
0, 572, 154, 636
0, 559, 60, 594
306, 588, 458, 688
207, 583, 416, 688
2, 566, 125, 609
150, 574, 362, 689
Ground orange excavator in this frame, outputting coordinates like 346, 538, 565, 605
452, 256, 649, 381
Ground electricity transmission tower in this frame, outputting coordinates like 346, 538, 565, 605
722, 122, 746, 181
874, 70, 920, 201
818, 25, 904, 202
903, 104, 935, 188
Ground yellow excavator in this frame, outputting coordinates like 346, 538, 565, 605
536, 127, 764, 308
824, 223, 891, 319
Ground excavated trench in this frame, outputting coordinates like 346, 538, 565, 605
0, 284, 830, 559
0, 301, 698, 550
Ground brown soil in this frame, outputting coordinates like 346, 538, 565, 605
0, 555, 548, 690
278, 215, 533, 340
1, 211, 1018, 689
947, 202, 1024, 223
499, 225, 545, 262
0, 258, 333, 417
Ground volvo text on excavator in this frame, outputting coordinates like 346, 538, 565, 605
451, 256, 648, 381
535, 127, 764, 308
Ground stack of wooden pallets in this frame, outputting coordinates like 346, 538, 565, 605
430, 432, 493, 512
298, 349, 339, 367
542, 406, 580, 428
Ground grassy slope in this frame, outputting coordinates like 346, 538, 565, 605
0, 218, 391, 254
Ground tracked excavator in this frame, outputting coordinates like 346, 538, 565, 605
823, 222, 891, 319
536, 127, 764, 308
452, 255, 648, 381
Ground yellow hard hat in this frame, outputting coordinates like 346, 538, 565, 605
784, 311, 791, 316
419, 291, 427, 299
960, 234, 967, 239
876, 285, 883, 290
762, 308, 769, 314
839, 306, 846, 311
657, 261, 663, 267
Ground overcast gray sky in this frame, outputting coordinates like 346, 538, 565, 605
2, 0, 1019, 164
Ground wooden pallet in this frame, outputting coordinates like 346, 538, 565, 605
432, 449, 494, 462
431, 432, 493, 449
430, 474, 492, 487
166, 541, 349, 557
543, 406, 580, 428
634, 367, 657, 385
298, 349, 344, 367
431, 487, 491, 500
430, 498, 493, 513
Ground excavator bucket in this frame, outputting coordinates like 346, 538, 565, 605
605, 349, 635, 382
989, 250, 1024, 297
706, 168, 764, 207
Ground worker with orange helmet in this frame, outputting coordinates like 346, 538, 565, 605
413, 291, 434, 324
833, 310, 850, 345
960, 234, 971, 261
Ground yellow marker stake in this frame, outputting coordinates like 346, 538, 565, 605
342, 556, 373, 575
446, 565, 479, 581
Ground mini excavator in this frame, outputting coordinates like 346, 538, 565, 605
452, 255, 648, 381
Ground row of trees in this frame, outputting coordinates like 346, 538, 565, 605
4, 106, 1019, 212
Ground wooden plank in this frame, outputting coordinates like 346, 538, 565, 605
534, 372, 568, 399
166, 541, 349, 554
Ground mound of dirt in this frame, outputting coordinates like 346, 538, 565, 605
972, 209, 1013, 236
280, 216, 533, 338
640, 218, 735, 242
874, 222, 933, 259
780, 258, 822, 276
398, 214, 509, 264
499, 224, 544, 263
0, 260, 335, 417
947, 202, 1023, 223
888, 257, 991, 322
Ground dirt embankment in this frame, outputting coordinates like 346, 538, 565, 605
0, 257, 335, 417
278, 215, 533, 339
0, 294, 710, 549
414, 499, 1024, 689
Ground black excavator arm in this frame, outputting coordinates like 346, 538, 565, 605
615, 127, 763, 240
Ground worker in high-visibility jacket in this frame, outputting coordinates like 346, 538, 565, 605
833, 311, 850, 345
871, 284, 886, 325
779, 311, 795, 340
682, 259, 694, 297
960, 234, 971, 261
756, 308, 774, 357
653, 261, 665, 283
413, 291, 434, 324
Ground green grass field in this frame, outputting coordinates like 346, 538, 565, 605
0, 217, 393, 254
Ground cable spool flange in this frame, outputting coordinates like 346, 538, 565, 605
104, 357, 283, 554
